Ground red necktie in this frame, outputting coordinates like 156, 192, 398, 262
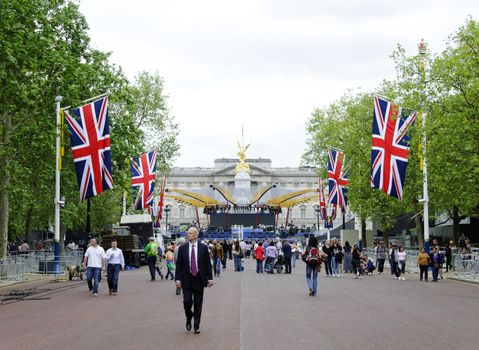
191, 244, 198, 277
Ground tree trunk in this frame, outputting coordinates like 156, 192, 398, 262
382, 229, 389, 246
0, 113, 12, 270
452, 206, 462, 243
361, 218, 367, 248
25, 206, 33, 243
415, 213, 424, 247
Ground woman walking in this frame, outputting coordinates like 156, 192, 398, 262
396, 246, 407, 280
232, 240, 243, 272
322, 240, 333, 277
211, 240, 223, 277
343, 241, 352, 273
302, 236, 323, 296
332, 240, 343, 277
352, 244, 363, 279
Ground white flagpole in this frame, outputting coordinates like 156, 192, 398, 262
62, 91, 110, 111
54, 96, 63, 272
418, 39, 430, 253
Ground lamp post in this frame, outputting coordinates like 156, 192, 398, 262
418, 39, 430, 253
164, 205, 171, 235
314, 206, 320, 236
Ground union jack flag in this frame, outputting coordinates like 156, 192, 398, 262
131, 150, 157, 210
65, 96, 113, 201
371, 97, 417, 199
328, 149, 349, 211
318, 179, 327, 220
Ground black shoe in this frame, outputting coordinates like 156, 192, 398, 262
186, 320, 192, 331
194, 328, 200, 334
150, 279, 155, 281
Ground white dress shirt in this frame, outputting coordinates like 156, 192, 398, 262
106, 247, 125, 267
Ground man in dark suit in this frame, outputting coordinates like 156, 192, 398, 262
175, 227, 213, 334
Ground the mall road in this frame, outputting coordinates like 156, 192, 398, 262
0, 258, 478, 350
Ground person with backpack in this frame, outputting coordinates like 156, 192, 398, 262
302, 236, 324, 296
417, 248, 430, 282
144, 237, 159, 281
255, 241, 265, 273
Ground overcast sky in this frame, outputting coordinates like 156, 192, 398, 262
80, 0, 478, 168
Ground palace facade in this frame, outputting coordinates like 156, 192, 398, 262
165, 158, 344, 231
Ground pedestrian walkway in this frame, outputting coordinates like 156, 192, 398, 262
0, 259, 478, 350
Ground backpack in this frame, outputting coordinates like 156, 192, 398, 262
306, 247, 320, 265
418, 254, 429, 266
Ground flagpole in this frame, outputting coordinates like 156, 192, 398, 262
418, 39, 430, 253
54, 96, 63, 273
62, 91, 110, 111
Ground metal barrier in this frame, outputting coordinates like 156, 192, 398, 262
361, 248, 479, 275
0, 251, 84, 282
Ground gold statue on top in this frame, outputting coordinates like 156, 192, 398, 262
236, 141, 251, 174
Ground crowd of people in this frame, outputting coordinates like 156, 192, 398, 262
77, 230, 475, 334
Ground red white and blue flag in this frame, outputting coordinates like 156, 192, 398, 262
65, 96, 113, 201
318, 179, 327, 220
327, 149, 349, 211
371, 97, 417, 199
131, 150, 157, 210
150, 176, 167, 226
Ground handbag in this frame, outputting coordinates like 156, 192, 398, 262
301, 248, 308, 263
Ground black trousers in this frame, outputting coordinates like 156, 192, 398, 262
419, 265, 428, 281
446, 256, 452, 272
147, 255, 157, 280
183, 275, 205, 329
377, 259, 385, 273
324, 257, 332, 276
284, 257, 292, 273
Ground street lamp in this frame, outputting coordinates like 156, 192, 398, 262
164, 205, 171, 234
314, 206, 320, 236
418, 38, 430, 253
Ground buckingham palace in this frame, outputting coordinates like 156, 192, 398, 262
164, 157, 344, 231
